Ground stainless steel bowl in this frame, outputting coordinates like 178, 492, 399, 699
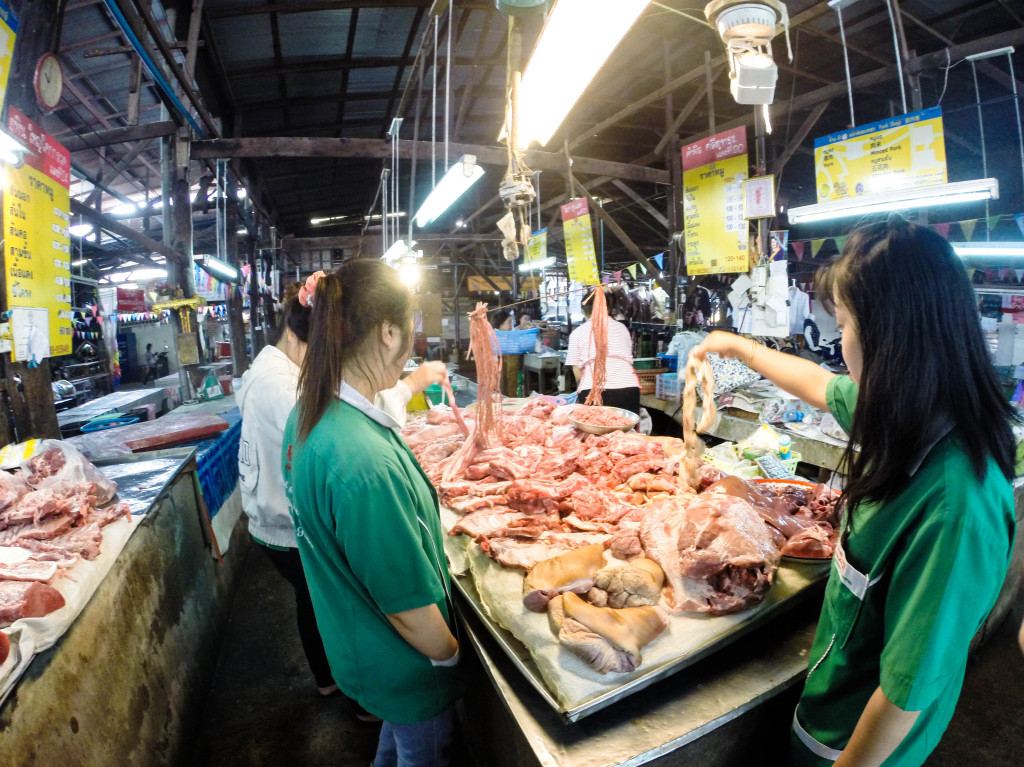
568, 405, 640, 435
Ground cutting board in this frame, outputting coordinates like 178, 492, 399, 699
123, 414, 230, 452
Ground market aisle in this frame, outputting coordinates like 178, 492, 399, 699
193, 540, 381, 767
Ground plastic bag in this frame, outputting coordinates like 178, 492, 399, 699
696, 353, 761, 397
637, 407, 653, 436
739, 424, 783, 456
20, 439, 117, 504
200, 372, 224, 401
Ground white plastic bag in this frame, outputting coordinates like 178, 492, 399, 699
20, 439, 117, 504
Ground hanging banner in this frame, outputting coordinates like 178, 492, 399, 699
814, 107, 947, 202
525, 228, 548, 267
4, 107, 71, 361
681, 126, 748, 275
560, 198, 600, 285
0, 1, 16, 117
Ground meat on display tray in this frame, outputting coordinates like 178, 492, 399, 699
442, 507, 830, 722
0, 448, 197, 706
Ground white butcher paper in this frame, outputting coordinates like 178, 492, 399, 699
0, 514, 144, 706
460, 539, 827, 712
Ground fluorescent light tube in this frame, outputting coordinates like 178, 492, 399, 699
965, 46, 1014, 62
382, 239, 416, 265
952, 243, 1024, 258
414, 156, 484, 227
199, 256, 239, 282
786, 178, 999, 224
517, 0, 649, 148
519, 257, 556, 271
69, 223, 94, 237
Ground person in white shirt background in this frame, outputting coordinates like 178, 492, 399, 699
236, 279, 445, 719
564, 289, 641, 414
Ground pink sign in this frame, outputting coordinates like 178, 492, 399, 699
560, 197, 589, 221
117, 288, 147, 313
7, 106, 71, 188
681, 127, 748, 172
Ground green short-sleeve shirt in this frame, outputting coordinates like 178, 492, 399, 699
282, 398, 463, 723
792, 375, 1014, 766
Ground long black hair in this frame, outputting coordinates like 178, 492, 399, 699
296, 260, 413, 440
817, 215, 1017, 512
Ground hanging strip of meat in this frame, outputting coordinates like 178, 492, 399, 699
682, 354, 716, 489
470, 303, 503, 449
584, 287, 608, 407
441, 373, 470, 438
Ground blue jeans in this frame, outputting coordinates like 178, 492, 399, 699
370, 707, 454, 767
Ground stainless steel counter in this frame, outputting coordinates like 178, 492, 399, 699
459, 591, 820, 767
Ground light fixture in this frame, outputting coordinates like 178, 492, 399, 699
111, 202, 138, 216
382, 239, 417, 266
69, 223, 94, 237
71, 259, 88, 267
398, 261, 421, 287
414, 155, 484, 227
130, 269, 169, 282
516, 0, 650, 148
197, 255, 239, 283
236, 187, 248, 199
704, 0, 790, 106
519, 257, 556, 272
236, 228, 247, 236
0, 129, 29, 165
965, 46, 1015, 62
952, 242, 1024, 258
786, 178, 999, 224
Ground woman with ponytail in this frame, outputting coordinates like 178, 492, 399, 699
693, 215, 1016, 766
282, 261, 461, 766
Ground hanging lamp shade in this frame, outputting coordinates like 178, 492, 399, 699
495, 0, 551, 15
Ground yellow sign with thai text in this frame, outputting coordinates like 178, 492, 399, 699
4, 108, 72, 361
561, 199, 600, 285
0, 1, 18, 116
814, 107, 947, 202
682, 127, 749, 275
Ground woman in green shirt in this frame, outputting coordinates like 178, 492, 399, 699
283, 261, 462, 766
694, 215, 1017, 766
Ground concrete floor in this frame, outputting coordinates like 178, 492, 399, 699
194, 540, 1024, 766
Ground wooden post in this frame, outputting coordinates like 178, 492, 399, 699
0, 0, 64, 441
226, 203, 248, 375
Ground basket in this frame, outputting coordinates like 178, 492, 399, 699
495, 328, 540, 354
657, 353, 678, 372
196, 420, 243, 517
655, 372, 682, 402
636, 367, 668, 395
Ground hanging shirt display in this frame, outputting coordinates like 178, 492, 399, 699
789, 286, 811, 336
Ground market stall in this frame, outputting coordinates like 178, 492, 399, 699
0, 445, 249, 765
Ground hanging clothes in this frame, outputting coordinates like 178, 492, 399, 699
789, 285, 811, 336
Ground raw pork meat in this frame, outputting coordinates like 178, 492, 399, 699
640, 494, 780, 614
22, 441, 117, 504
0, 560, 60, 582
478, 532, 610, 570
0, 581, 65, 627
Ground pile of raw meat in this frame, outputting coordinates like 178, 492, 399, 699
404, 398, 840, 622
569, 406, 635, 430
0, 441, 130, 641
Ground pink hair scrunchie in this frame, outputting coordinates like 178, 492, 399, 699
298, 271, 326, 307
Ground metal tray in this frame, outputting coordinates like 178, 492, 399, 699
452, 558, 829, 722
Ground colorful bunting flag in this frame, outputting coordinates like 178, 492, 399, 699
833, 236, 848, 252
987, 215, 1003, 232
627, 264, 637, 278
1016, 269, 1024, 283
959, 219, 978, 241
811, 239, 826, 258
792, 241, 805, 261
653, 252, 664, 269
1016, 213, 1024, 239
614, 270, 622, 282
637, 261, 647, 274
933, 222, 950, 239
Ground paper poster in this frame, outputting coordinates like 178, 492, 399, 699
4, 108, 71, 360
770, 230, 789, 261
743, 175, 775, 219
525, 229, 548, 267
814, 107, 947, 202
117, 287, 146, 312
682, 127, 749, 275
561, 198, 600, 286
0, 1, 17, 117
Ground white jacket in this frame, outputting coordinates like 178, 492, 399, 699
237, 345, 413, 548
